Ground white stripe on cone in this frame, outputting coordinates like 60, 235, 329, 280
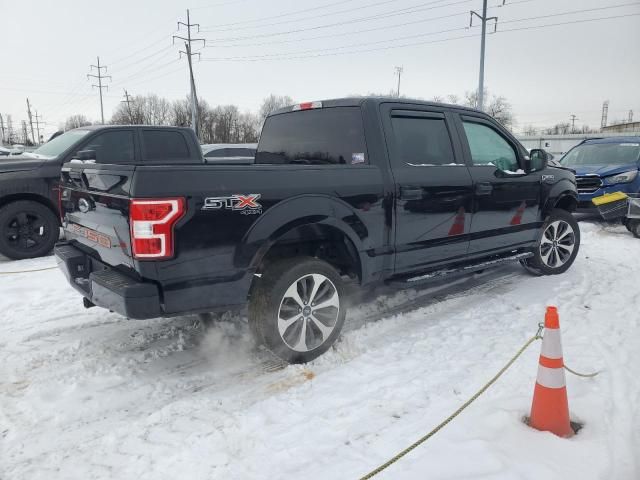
540, 329, 563, 359
536, 365, 567, 389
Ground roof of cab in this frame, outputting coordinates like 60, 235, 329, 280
268, 96, 485, 117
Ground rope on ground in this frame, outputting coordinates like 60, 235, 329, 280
0, 265, 58, 275
564, 364, 600, 378
358, 331, 543, 480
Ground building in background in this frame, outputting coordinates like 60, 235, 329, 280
601, 121, 640, 134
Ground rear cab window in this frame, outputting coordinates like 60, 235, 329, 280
256, 106, 367, 166
141, 130, 193, 162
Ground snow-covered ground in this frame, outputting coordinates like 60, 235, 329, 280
1, 220, 639, 480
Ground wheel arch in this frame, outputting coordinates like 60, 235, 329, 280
236, 195, 371, 285
0, 193, 60, 222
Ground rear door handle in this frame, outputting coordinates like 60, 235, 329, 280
475, 182, 493, 195
399, 186, 423, 200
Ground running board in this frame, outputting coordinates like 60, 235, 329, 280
390, 252, 534, 287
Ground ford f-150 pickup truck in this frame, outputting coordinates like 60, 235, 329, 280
55, 97, 580, 363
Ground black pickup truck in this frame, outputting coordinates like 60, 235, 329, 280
56, 97, 580, 363
0, 125, 202, 259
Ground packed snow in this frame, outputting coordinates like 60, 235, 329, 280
1, 220, 639, 480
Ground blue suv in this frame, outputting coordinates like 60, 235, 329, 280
560, 137, 640, 211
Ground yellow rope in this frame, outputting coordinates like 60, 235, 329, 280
358, 334, 542, 480
0, 265, 58, 274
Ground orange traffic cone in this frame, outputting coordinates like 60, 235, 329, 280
529, 306, 574, 437
448, 207, 466, 236
510, 201, 526, 225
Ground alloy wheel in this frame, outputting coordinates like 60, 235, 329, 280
277, 273, 340, 352
540, 220, 576, 268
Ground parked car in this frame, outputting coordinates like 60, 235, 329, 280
559, 137, 640, 211
0, 125, 203, 260
201, 143, 257, 164
0, 146, 11, 157
55, 97, 579, 363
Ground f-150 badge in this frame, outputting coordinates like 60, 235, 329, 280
203, 194, 262, 215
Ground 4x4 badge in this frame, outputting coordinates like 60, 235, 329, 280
203, 194, 262, 215
542, 175, 555, 182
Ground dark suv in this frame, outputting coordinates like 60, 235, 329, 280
56, 97, 580, 363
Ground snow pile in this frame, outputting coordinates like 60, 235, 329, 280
1, 220, 639, 479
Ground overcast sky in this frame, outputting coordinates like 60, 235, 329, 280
1, 0, 639, 139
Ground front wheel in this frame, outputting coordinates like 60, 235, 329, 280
627, 219, 640, 238
521, 209, 580, 276
249, 257, 346, 364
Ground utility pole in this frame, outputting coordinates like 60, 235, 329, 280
21, 120, 29, 144
601, 100, 609, 129
629, 110, 634, 123
87, 56, 112, 124
394, 66, 403, 97
26, 98, 36, 145
569, 114, 578, 133
0, 114, 5, 145
121, 89, 134, 123
470, 1, 503, 110
34, 111, 44, 144
174, 9, 205, 138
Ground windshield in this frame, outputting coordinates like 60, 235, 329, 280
29, 129, 91, 159
561, 142, 640, 167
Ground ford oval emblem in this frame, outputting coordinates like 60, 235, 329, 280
78, 198, 90, 213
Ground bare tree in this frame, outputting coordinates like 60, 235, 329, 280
447, 94, 460, 105
431, 95, 444, 103
65, 114, 91, 131
523, 125, 538, 136
259, 94, 294, 123
486, 95, 514, 130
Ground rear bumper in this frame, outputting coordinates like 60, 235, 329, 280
55, 243, 162, 319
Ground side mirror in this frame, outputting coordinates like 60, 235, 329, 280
527, 149, 548, 172
73, 149, 96, 161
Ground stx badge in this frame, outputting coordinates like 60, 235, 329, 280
203, 194, 262, 215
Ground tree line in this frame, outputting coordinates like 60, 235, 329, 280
62, 94, 294, 144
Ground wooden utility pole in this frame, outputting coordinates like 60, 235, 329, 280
26, 98, 36, 144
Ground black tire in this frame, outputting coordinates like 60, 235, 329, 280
521, 209, 580, 276
249, 257, 346, 364
0, 201, 60, 260
628, 219, 640, 239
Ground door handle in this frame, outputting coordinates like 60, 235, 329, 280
400, 186, 423, 200
475, 182, 493, 195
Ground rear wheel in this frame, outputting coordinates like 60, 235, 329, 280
249, 257, 346, 363
0, 201, 60, 260
521, 209, 580, 276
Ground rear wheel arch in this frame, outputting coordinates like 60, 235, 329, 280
0, 192, 60, 221
251, 219, 364, 283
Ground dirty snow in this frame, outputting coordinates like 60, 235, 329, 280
1, 220, 639, 480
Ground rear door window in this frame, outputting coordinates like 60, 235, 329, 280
142, 130, 190, 161
80, 130, 135, 164
390, 115, 459, 166
256, 107, 367, 165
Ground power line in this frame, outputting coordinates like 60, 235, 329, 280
202, 13, 640, 62
199, 0, 361, 29
200, 0, 403, 32
121, 89, 134, 123
87, 57, 112, 124
202, 0, 475, 42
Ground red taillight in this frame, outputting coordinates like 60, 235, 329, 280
129, 198, 185, 260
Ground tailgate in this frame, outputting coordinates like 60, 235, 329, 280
60, 162, 136, 268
